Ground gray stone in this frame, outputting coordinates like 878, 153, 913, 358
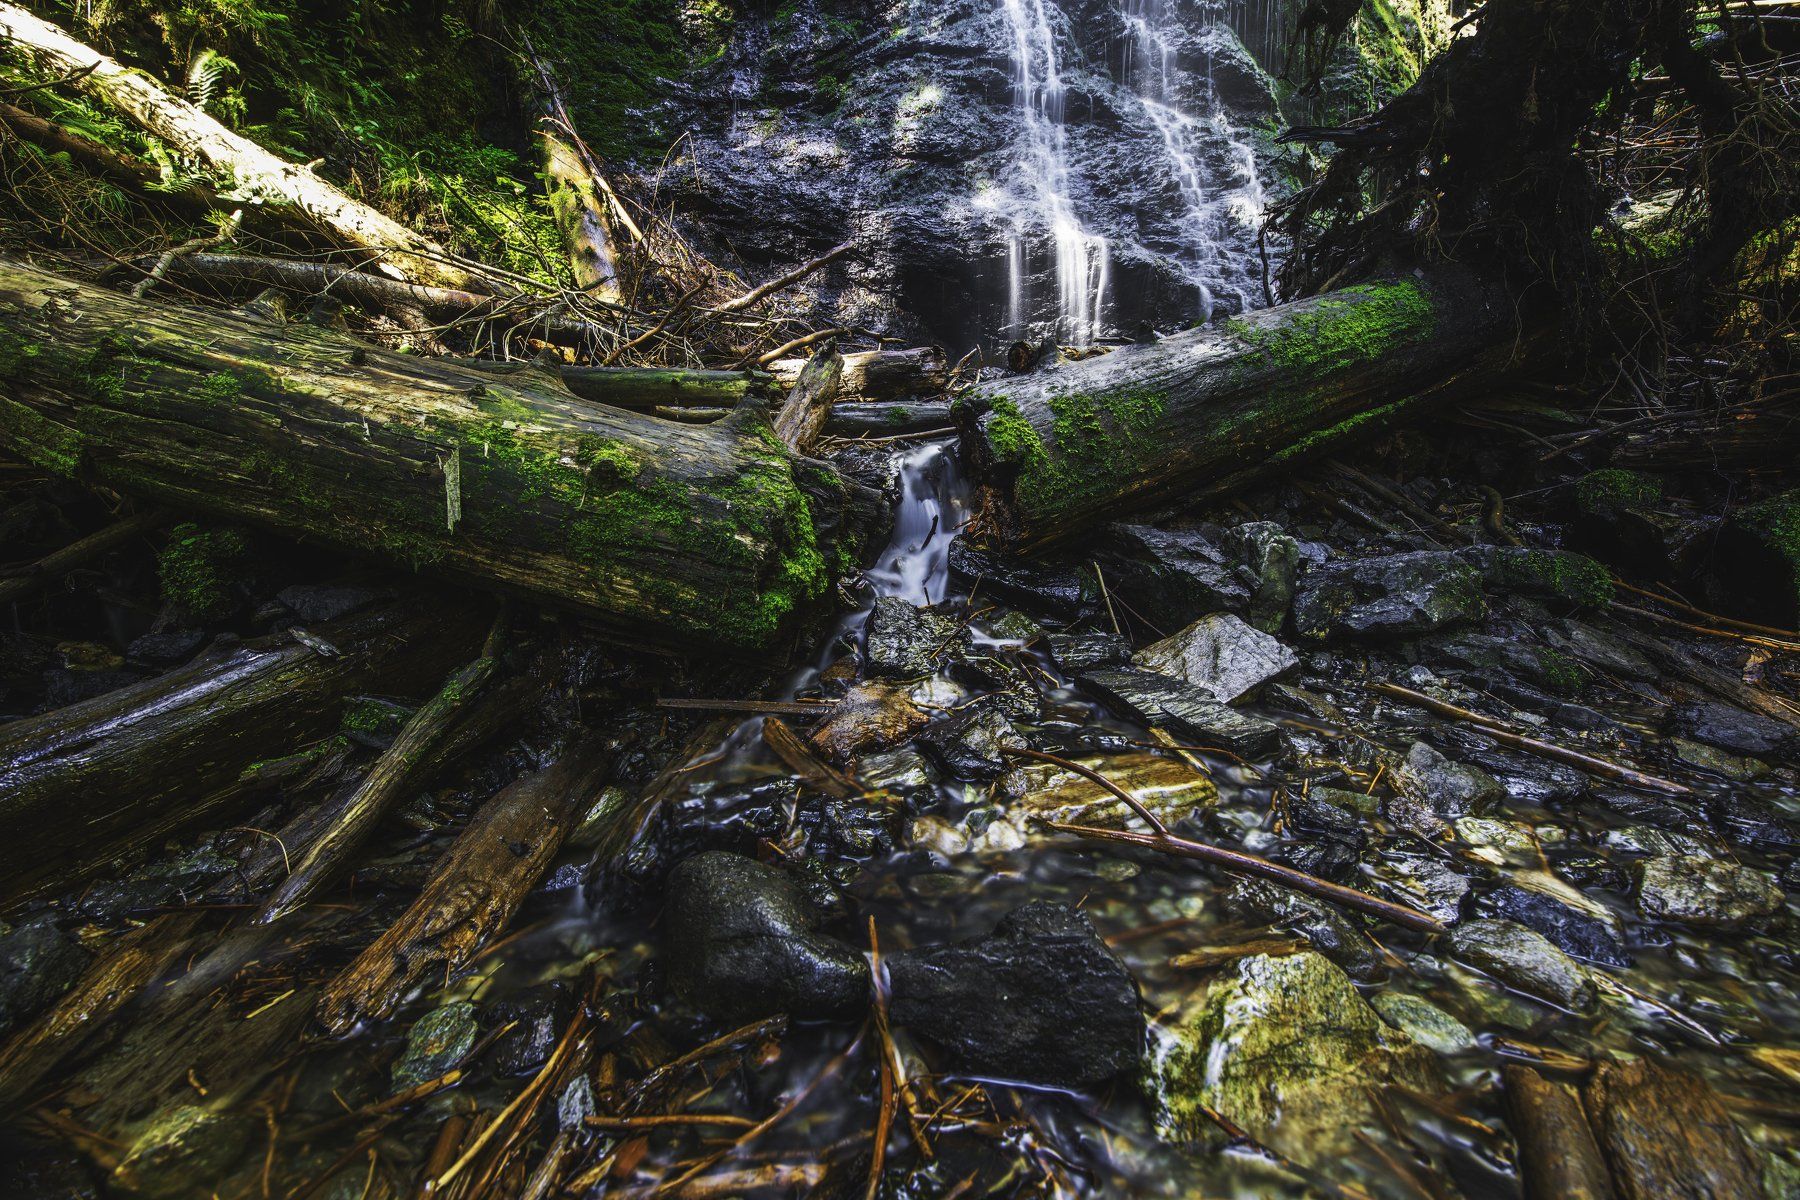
1227, 877, 1382, 980
0, 914, 89, 1038
1676, 701, 1799, 760
392, 999, 480, 1093
1131, 613, 1298, 704
111, 1105, 257, 1199
886, 902, 1143, 1088
665, 851, 869, 1022
1293, 551, 1485, 641
1370, 992, 1476, 1054
1233, 520, 1301, 633
1457, 545, 1613, 608
1373, 853, 1471, 925
1101, 524, 1250, 627
1392, 741, 1505, 828
864, 595, 964, 679
1077, 667, 1283, 758
858, 746, 935, 797
1156, 952, 1442, 1168
1044, 629, 1131, 672
916, 705, 1024, 780
1636, 856, 1786, 928
1446, 919, 1596, 1012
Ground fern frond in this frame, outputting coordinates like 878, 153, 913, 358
186, 50, 239, 115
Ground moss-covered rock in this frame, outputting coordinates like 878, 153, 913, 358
1460, 545, 1615, 609
155, 522, 250, 620
1711, 489, 1800, 626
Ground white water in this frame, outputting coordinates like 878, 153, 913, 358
863, 442, 969, 608
1000, 0, 1111, 345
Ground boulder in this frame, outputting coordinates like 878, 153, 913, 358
1130, 613, 1298, 704
864, 595, 966, 679
1458, 546, 1614, 608
1231, 521, 1300, 633
1636, 855, 1786, 928
664, 851, 869, 1022
0, 914, 89, 1038
886, 902, 1143, 1088
1076, 667, 1283, 758
392, 999, 480, 1093
1446, 918, 1597, 1012
1479, 884, 1631, 967
1099, 524, 1250, 628
1156, 952, 1442, 1167
948, 542, 1092, 621
1293, 551, 1486, 641
1706, 488, 1800, 626
1044, 629, 1132, 672
1675, 701, 1799, 760
1391, 741, 1505, 829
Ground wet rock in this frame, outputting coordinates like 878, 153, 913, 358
1044, 629, 1131, 672
125, 628, 207, 667
1372, 852, 1471, 925
994, 751, 1217, 838
1292, 551, 1485, 641
1445, 918, 1596, 1012
1426, 632, 1592, 698
865, 596, 965, 679
1707, 487, 1800, 625
1635, 855, 1786, 928
1370, 992, 1475, 1055
886, 902, 1143, 1088
802, 798, 896, 858
1391, 741, 1504, 829
0, 914, 89, 1037
917, 705, 1024, 781
42, 665, 141, 708
976, 608, 1044, 644
1157, 952, 1441, 1166
1231, 521, 1300, 633
392, 999, 480, 1093
276, 583, 380, 623
1571, 468, 1680, 578
1099, 524, 1250, 627
858, 745, 935, 798
1479, 884, 1631, 967
1541, 617, 1659, 681
486, 983, 575, 1078
1670, 736, 1768, 781
78, 845, 236, 924
1130, 613, 1297, 704
1076, 667, 1283, 758
1708, 793, 1800, 855
665, 851, 869, 1022
1587, 1058, 1767, 1200
808, 680, 929, 764
1458, 545, 1614, 608
1675, 701, 1799, 760
1227, 878, 1382, 979
111, 1105, 256, 1199
948, 543, 1091, 621
1286, 790, 1368, 852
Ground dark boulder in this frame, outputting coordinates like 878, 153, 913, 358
1292, 551, 1485, 641
486, 983, 576, 1078
1098, 524, 1250, 628
1457, 546, 1613, 609
0, 914, 89, 1037
1076, 667, 1283, 758
1675, 701, 1799, 760
885, 901, 1143, 1087
949, 542, 1093, 621
864, 595, 966, 679
665, 851, 869, 1022
1478, 885, 1630, 968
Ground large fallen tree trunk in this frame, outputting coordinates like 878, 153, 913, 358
0, 4, 495, 294
0, 260, 881, 649
0, 594, 485, 907
957, 267, 1529, 547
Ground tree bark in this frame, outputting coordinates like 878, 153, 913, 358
768, 347, 947, 403
0, 260, 881, 649
0, 4, 496, 294
0, 594, 486, 907
772, 347, 843, 455
956, 267, 1528, 547
1502, 1065, 1615, 1200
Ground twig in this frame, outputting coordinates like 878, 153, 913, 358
655, 697, 834, 716
1609, 601, 1800, 653
1002, 747, 1169, 836
715, 243, 853, 313
1611, 578, 1800, 641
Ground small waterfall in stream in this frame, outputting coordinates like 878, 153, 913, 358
999, 0, 1111, 345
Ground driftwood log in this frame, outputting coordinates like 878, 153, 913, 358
956, 267, 1527, 546
0, 260, 882, 649
768, 347, 947, 402
1501, 1065, 1615, 1200
0, 594, 485, 906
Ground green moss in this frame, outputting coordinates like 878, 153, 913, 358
340, 697, 392, 736
1576, 468, 1662, 514
156, 521, 249, 619
199, 370, 244, 404
1736, 490, 1800, 592
981, 386, 1168, 519
0, 326, 40, 377
1229, 280, 1435, 373
1537, 648, 1590, 697
1266, 397, 1415, 468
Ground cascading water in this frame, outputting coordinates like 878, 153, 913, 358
999, 0, 1111, 345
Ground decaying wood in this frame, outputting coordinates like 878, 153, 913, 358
769, 347, 948, 403
556, 365, 771, 410
825, 400, 956, 437
0, 259, 881, 650
0, 5, 497, 293
0, 507, 168, 606
0, 594, 485, 906
772, 346, 843, 455
318, 739, 617, 1030
1502, 1064, 1615, 1200
540, 124, 622, 303
1585, 1058, 1765, 1200
957, 267, 1527, 546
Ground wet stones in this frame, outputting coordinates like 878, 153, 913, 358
1587, 1058, 1767, 1200
111, 1105, 258, 1199
392, 999, 479, 1093
865, 596, 966, 679
1292, 550, 1485, 641
1099, 524, 1250, 627
1130, 613, 1297, 704
885, 901, 1143, 1088
948, 542, 1091, 621
1044, 629, 1131, 672
1370, 992, 1475, 1055
1075, 667, 1283, 758
1388, 741, 1505, 834
486, 982, 575, 1078
665, 851, 869, 1022
1445, 918, 1597, 1012
1635, 855, 1786, 929
0, 913, 88, 1037
1479, 884, 1631, 968
1675, 700, 1799, 761
808, 680, 929, 764
1157, 952, 1442, 1167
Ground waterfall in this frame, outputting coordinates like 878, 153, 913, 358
999, 0, 1110, 345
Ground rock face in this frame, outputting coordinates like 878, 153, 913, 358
1675, 701, 1799, 760
665, 851, 870, 1022
1636, 855, 1786, 928
1446, 918, 1597, 1012
886, 902, 1143, 1087
1131, 613, 1297, 704
1293, 551, 1486, 641
1076, 667, 1283, 757
1157, 952, 1442, 1166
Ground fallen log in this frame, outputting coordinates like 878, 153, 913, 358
0, 594, 486, 907
824, 400, 956, 437
0, 259, 881, 649
772, 346, 843, 454
318, 738, 617, 1029
1502, 1065, 1614, 1200
768, 347, 948, 403
0, 4, 496, 293
956, 267, 1528, 546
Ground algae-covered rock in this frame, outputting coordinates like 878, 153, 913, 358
1459, 545, 1615, 608
392, 999, 480, 1093
1370, 991, 1476, 1054
1637, 855, 1786, 928
1446, 918, 1597, 1012
111, 1104, 257, 1198
1292, 551, 1485, 641
1156, 952, 1442, 1166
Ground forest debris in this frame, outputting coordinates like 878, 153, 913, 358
0, 508, 169, 606
772, 345, 843, 455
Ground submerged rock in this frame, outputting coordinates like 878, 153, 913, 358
1636, 855, 1786, 928
865, 595, 966, 679
665, 851, 869, 1022
0, 914, 88, 1037
1479, 884, 1631, 967
1130, 613, 1297, 704
1446, 918, 1596, 1012
1076, 667, 1283, 758
392, 999, 480, 1093
111, 1105, 256, 1199
1157, 952, 1441, 1166
886, 902, 1143, 1088
1227, 878, 1382, 980
808, 680, 929, 764
486, 983, 575, 1078
1292, 551, 1485, 641
1391, 741, 1505, 830
1370, 992, 1476, 1055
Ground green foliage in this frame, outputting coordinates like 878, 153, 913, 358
1575, 468, 1662, 514
523, 0, 688, 163
157, 521, 250, 619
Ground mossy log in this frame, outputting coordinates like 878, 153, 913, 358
957, 268, 1526, 547
0, 595, 486, 908
0, 260, 882, 648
